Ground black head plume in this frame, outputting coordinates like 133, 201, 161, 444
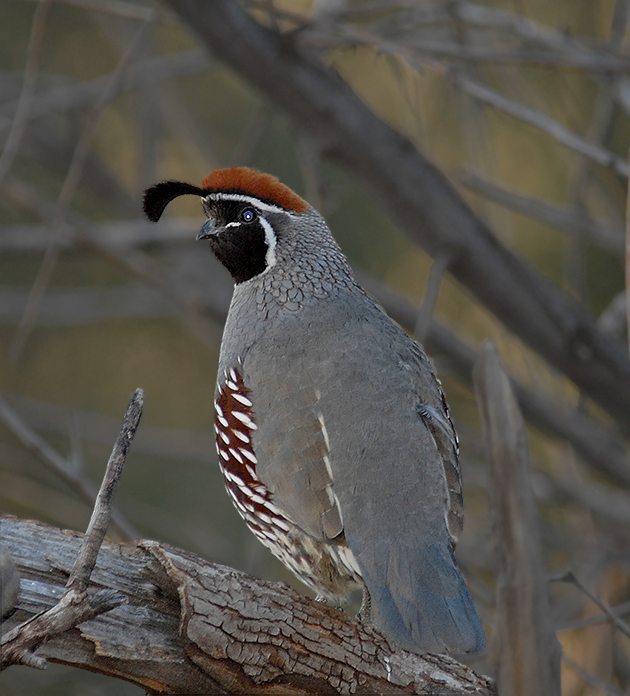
143, 181, 205, 222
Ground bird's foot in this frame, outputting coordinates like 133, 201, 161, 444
356, 588, 372, 622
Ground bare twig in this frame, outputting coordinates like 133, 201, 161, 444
459, 170, 625, 255
557, 599, 630, 632
438, 66, 630, 178
66, 389, 143, 592
549, 570, 630, 639
0, 389, 143, 670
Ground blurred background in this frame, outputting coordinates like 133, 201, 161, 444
1, 0, 629, 694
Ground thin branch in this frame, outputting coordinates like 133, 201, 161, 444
557, 599, 630, 632
549, 570, 630, 639
438, 66, 630, 178
66, 389, 143, 593
459, 170, 625, 255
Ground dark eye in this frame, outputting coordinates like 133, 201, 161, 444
241, 208, 256, 223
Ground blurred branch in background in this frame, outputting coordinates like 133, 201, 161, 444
1, 0, 629, 694
474, 341, 561, 695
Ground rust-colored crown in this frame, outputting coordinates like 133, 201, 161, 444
202, 167, 308, 214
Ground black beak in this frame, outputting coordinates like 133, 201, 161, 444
196, 219, 221, 241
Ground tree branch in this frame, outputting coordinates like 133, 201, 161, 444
1, 515, 496, 695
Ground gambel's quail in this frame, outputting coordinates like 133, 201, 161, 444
143, 167, 486, 654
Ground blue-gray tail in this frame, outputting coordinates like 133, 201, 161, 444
363, 542, 486, 654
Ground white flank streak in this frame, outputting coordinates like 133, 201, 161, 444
322, 454, 334, 480
219, 449, 229, 461
258, 512, 273, 525
317, 413, 331, 451
333, 492, 343, 525
229, 447, 243, 463
273, 517, 290, 532
226, 380, 238, 391
233, 430, 250, 443
232, 393, 253, 407
229, 368, 237, 382
325, 485, 336, 505
220, 432, 230, 444
218, 416, 229, 428
241, 449, 258, 464
245, 464, 257, 478
341, 547, 361, 576
215, 402, 223, 418
233, 476, 248, 490
233, 411, 257, 429
259, 217, 277, 269
249, 492, 266, 505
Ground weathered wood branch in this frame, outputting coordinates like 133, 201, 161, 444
0, 515, 496, 695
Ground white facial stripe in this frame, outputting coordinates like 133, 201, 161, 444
258, 217, 277, 269
203, 192, 289, 215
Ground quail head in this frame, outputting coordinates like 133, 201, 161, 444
143, 167, 486, 655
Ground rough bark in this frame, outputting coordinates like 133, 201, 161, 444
1, 515, 496, 695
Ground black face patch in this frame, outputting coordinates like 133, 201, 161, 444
202, 200, 269, 284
